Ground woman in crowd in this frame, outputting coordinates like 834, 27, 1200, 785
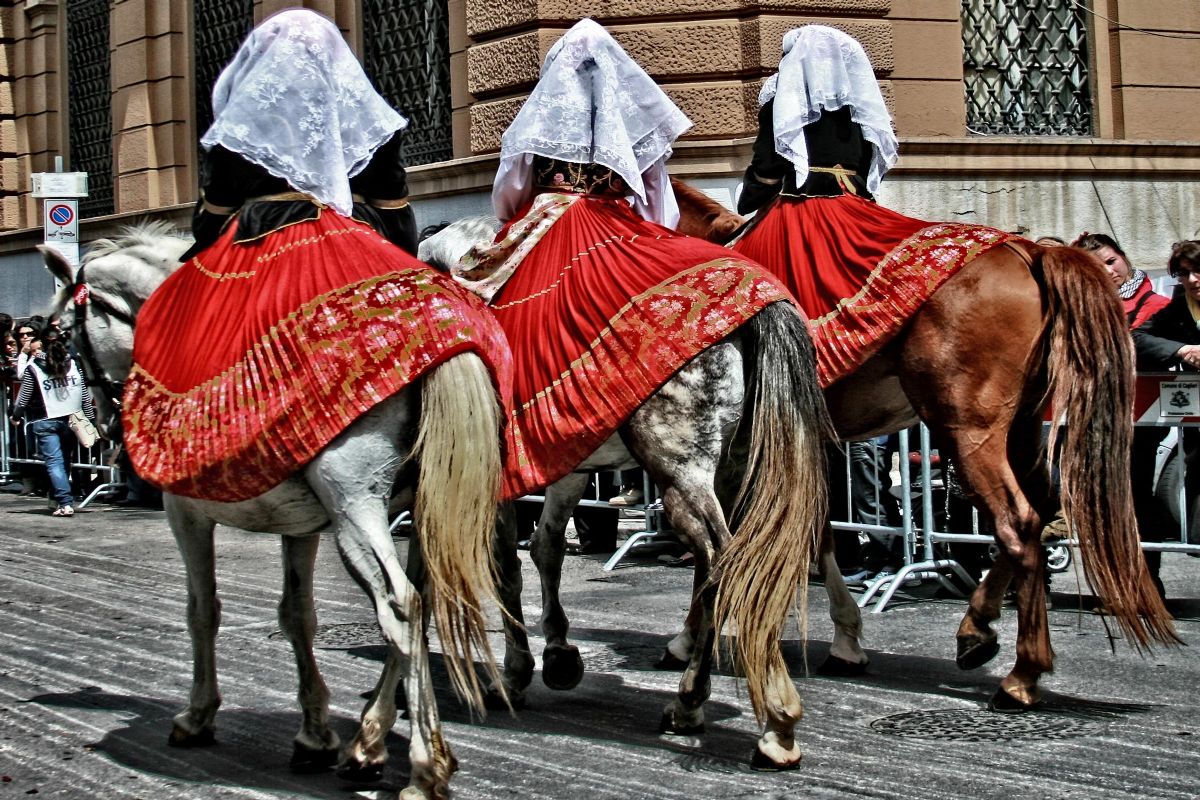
9, 331, 96, 516
1130, 240, 1200, 596
1074, 232, 1169, 328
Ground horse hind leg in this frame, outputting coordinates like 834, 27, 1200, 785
816, 522, 869, 675
164, 497, 221, 748
278, 533, 340, 772
489, 503, 534, 708
942, 424, 1053, 710
308, 407, 455, 800
529, 473, 590, 691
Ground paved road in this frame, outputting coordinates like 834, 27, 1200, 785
1, 490, 1197, 799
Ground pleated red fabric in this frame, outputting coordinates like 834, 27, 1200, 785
487, 193, 792, 500
125, 209, 512, 502
733, 193, 1015, 385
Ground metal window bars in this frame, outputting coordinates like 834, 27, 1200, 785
961, 0, 1093, 136
193, 0, 254, 172
66, 0, 113, 217
363, 0, 453, 166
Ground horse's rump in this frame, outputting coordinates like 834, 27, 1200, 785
488, 192, 792, 499
732, 194, 1015, 385
126, 211, 512, 501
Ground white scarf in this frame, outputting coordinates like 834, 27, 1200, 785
200, 9, 407, 216
758, 26, 898, 195
491, 19, 692, 226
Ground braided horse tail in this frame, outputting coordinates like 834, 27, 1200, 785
1040, 245, 1178, 649
712, 301, 830, 720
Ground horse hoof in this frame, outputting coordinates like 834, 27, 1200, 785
542, 645, 584, 691
290, 742, 338, 773
336, 760, 385, 783
653, 651, 689, 671
817, 654, 868, 677
956, 637, 1000, 671
988, 687, 1036, 714
167, 725, 215, 748
750, 747, 802, 772
658, 711, 705, 736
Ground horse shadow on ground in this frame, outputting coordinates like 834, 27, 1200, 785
444, 623, 1161, 725
25, 660, 763, 799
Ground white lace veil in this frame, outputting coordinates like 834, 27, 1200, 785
492, 19, 692, 226
757, 25, 897, 194
200, 9, 408, 216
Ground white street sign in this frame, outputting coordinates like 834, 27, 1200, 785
32, 172, 89, 198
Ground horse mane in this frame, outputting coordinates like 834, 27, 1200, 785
670, 177, 746, 244
85, 219, 191, 262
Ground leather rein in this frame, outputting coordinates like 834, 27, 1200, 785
67, 265, 134, 432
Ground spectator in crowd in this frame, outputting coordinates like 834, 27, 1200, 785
608, 469, 644, 506
1076, 232, 1172, 600
1035, 235, 1066, 247
829, 436, 906, 588
517, 472, 620, 556
15, 320, 42, 378
9, 330, 97, 517
11, 320, 46, 496
1131, 240, 1200, 596
1074, 232, 1169, 328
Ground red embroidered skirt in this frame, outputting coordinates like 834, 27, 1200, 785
125, 210, 512, 502
733, 193, 1014, 385
488, 193, 792, 500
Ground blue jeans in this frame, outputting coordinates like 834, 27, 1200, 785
28, 418, 74, 507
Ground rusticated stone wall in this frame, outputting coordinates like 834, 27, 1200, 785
461, 0, 896, 156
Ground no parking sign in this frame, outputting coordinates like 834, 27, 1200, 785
44, 200, 79, 243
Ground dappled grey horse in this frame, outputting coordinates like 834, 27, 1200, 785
422, 217, 833, 769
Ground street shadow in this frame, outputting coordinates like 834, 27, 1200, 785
26, 686, 406, 797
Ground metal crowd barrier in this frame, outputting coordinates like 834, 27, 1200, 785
835, 371, 1200, 612
1, 392, 124, 508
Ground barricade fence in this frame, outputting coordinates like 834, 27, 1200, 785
1, 391, 124, 508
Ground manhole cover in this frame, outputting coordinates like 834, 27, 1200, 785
870, 708, 1101, 741
270, 622, 381, 648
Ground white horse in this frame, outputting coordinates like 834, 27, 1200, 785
43, 224, 505, 800
421, 219, 835, 770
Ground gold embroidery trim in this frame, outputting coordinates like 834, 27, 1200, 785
492, 232, 672, 311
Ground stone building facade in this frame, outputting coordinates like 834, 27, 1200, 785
0, 0, 1197, 314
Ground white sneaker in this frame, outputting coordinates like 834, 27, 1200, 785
608, 487, 643, 506
52, 505, 75, 517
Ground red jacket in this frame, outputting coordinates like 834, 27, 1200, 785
1124, 279, 1170, 330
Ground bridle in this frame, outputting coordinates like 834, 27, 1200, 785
67, 263, 135, 436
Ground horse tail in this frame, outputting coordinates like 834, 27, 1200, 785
712, 301, 831, 720
1040, 246, 1179, 649
414, 351, 505, 710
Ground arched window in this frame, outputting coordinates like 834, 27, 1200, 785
363, 0, 453, 165
961, 0, 1092, 135
67, 0, 112, 217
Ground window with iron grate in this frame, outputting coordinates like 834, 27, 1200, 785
193, 0, 253, 182
67, 0, 112, 217
363, 0, 453, 166
961, 0, 1093, 136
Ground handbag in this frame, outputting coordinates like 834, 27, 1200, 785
68, 410, 100, 448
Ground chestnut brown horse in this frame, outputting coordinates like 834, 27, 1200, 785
672, 181, 1180, 711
